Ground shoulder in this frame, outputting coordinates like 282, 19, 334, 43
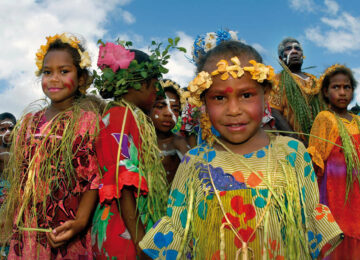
313, 111, 336, 125
103, 106, 136, 125
272, 135, 307, 154
173, 135, 190, 150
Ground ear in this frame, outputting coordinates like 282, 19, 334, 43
78, 74, 86, 88
323, 87, 329, 99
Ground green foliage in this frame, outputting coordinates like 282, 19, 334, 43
93, 37, 186, 99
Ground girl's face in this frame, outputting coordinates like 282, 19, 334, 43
324, 73, 353, 111
138, 78, 158, 113
150, 91, 180, 134
204, 59, 268, 147
41, 50, 83, 106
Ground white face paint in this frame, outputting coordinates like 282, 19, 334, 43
0, 121, 14, 127
154, 114, 159, 119
0, 121, 14, 145
285, 42, 301, 65
164, 95, 178, 124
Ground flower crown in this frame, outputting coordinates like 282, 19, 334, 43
35, 33, 91, 76
159, 79, 185, 108
192, 29, 238, 65
317, 64, 348, 90
183, 57, 274, 107
93, 38, 186, 98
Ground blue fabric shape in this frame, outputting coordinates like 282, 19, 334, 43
259, 189, 269, 197
198, 200, 208, 220
288, 140, 299, 151
198, 164, 247, 191
203, 150, 216, 162
302, 186, 306, 201
170, 189, 185, 207
286, 152, 297, 167
180, 209, 188, 228
154, 231, 174, 249
167, 207, 173, 217
163, 250, 178, 260
111, 133, 129, 158
304, 152, 311, 163
243, 152, 254, 158
181, 155, 190, 164
308, 231, 323, 259
256, 149, 266, 158
304, 165, 312, 177
143, 248, 159, 258
254, 197, 267, 208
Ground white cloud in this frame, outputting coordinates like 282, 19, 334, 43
288, 0, 315, 13
305, 12, 360, 53
0, 0, 133, 117
164, 32, 196, 89
324, 0, 339, 15
121, 10, 136, 24
351, 68, 360, 106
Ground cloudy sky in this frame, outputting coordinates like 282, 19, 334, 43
1, 0, 360, 117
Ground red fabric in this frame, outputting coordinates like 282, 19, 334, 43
92, 106, 149, 259
318, 134, 360, 240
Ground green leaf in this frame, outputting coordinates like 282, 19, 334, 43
103, 68, 115, 81
134, 83, 142, 90
97, 39, 105, 46
168, 38, 174, 45
140, 71, 148, 78
159, 67, 169, 73
178, 47, 187, 53
162, 49, 168, 57
174, 37, 180, 45
151, 41, 156, 45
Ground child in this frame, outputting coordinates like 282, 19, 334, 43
0, 33, 101, 259
0, 112, 16, 259
91, 41, 173, 259
140, 41, 342, 259
150, 79, 191, 184
308, 65, 360, 259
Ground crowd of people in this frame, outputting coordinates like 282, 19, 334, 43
0, 30, 359, 259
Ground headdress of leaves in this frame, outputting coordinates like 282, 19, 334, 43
159, 79, 185, 108
93, 37, 186, 98
317, 64, 347, 91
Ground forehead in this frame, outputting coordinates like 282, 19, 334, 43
43, 49, 74, 66
329, 73, 351, 83
203, 54, 253, 72
284, 42, 301, 49
0, 119, 14, 125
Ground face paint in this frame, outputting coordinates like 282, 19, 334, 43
154, 114, 159, 119
285, 42, 301, 64
164, 96, 178, 124
42, 81, 47, 91
64, 78, 74, 90
224, 87, 233, 93
0, 121, 14, 127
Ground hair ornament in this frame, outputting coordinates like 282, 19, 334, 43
317, 64, 347, 90
183, 56, 274, 108
192, 29, 238, 65
160, 79, 185, 108
35, 33, 91, 76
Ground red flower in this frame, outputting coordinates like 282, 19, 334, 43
97, 42, 135, 72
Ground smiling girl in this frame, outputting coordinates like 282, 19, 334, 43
140, 41, 342, 259
1, 33, 101, 259
308, 65, 360, 259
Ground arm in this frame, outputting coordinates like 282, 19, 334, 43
120, 186, 151, 260
47, 189, 98, 248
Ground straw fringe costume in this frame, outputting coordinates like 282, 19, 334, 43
3, 103, 101, 259
269, 72, 325, 140
308, 111, 360, 258
91, 101, 168, 259
140, 135, 342, 259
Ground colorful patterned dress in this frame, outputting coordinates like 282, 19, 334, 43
308, 111, 360, 258
91, 104, 167, 259
7, 109, 100, 259
140, 135, 342, 259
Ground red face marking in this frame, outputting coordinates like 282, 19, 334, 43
42, 81, 47, 91
224, 87, 233, 93
64, 79, 74, 90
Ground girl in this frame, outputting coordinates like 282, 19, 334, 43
308, 65, 360, 259
150, 79, 191, 184
91, 42, 170, 259
0, 33, 101, 259
140, 41, 342, 259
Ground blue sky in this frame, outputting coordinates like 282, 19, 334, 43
1, 0, 360, 116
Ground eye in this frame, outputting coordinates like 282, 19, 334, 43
344, 85, 352, 90
42, 70, 51, 75
294, 46, 302, 51
214, 96, 225, 101
242, 93, 253, 99
61, 69, 69, 74
154, 104, 164, 109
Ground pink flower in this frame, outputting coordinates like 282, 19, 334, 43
97, 42, 135, 72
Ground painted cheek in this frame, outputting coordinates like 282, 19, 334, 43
42, 81, 47, 91
64, 78, 75, 90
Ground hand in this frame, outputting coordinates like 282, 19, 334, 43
46, 219, 86, 248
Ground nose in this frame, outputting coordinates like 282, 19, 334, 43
50, 72, 60, 81
163, 105, 172, 117
339, 87, 346, 95
226, 97, 242, 116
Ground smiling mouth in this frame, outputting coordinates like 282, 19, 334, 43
225, 123, 247, 131
161, 121, 173, 127
48, 87, 62, 92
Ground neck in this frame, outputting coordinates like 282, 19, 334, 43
156, 129, 174, 140
331, 105, 349, 118
288, 64, 302, 74
47, 97, 75, 120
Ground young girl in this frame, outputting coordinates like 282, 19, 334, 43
150, 79, 191, 184
91, 42, 171, 259
0, 33, 101, 259
308, 65, 360, 259
140, 41, 342, 259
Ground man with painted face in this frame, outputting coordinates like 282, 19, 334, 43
269, 37, 325, 144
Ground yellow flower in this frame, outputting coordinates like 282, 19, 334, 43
244, 60, 274, 83
211, 57, 244, 80
185, 71, 212, 107
79, 51, 91, 69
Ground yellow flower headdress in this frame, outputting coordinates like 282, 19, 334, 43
35, 33, 91, 76
182, 56, 274, 107
317, 64, 347, 91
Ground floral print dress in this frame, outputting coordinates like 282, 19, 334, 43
140, 135, 343, 259
8, 110, 100, 259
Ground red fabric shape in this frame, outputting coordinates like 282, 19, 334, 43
231, 196, 256, 224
